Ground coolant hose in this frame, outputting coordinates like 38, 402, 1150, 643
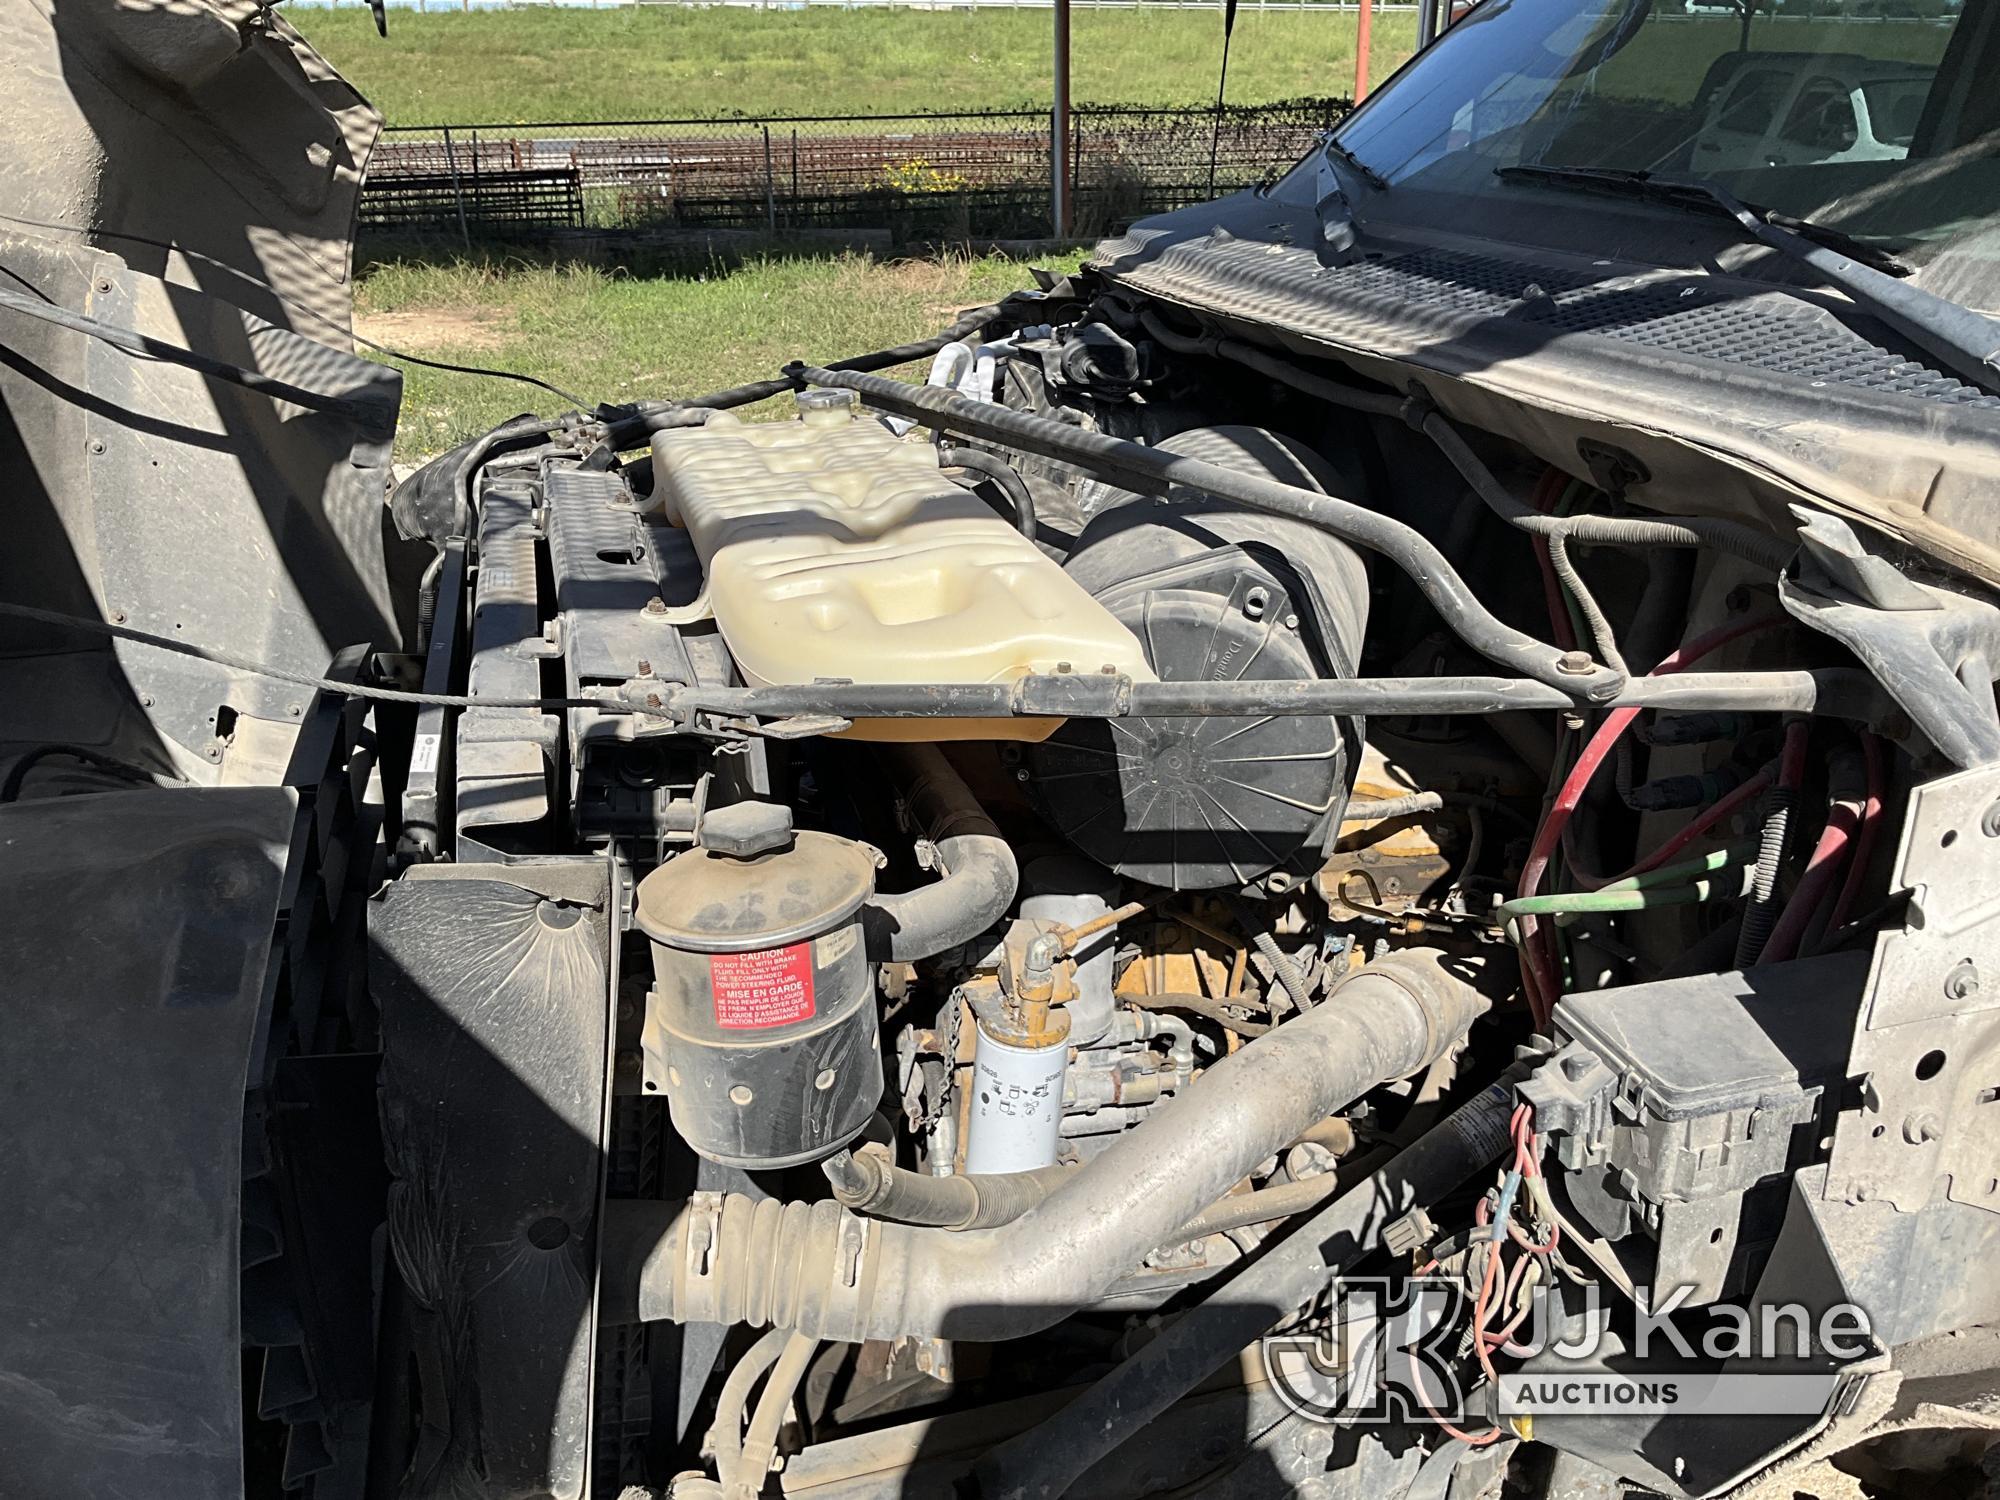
862, 744, 1019, 962
974, 1059, 1535, 1500
821, 1150, 1075, 1230
599, 951, 1487, 1343
942, 444, 1039, 540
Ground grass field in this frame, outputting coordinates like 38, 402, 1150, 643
293, 6, 1413, 121
360, 248, 1087, 454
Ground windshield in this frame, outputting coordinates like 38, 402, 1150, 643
1329, 0, 2000, 304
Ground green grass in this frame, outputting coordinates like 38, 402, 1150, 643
293, 6, 1413, 121
359, 246, 1087, 455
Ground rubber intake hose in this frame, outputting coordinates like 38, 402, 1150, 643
598, 951, 1487, 1343
974, 1059, 1535, 1500
822, 1151, 1075, 1230
788, 365, 1622, 701
861, 744, 1019, 962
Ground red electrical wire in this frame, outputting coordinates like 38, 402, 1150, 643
1819, 733, 1887, 946
1762, 784, 1863, 965
1515, 615, 1788, 1025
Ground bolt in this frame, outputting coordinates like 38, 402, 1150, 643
1100, 663, 1117, 674
1556, 650, 1595, 676
1014, 768, 1031, 783
203, 745, 222, 763
635, 658, 653, 678
1982, 801, 2000, 838
1056, 661, 1073, 673
642, 596, 668, 616
1284, 614, 1300, 629
1903, 1111, 1943, 1145
1947, 961, 1982, 1002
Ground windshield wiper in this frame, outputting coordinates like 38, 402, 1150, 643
1495, 163, 2000, 397
1497, 164, 1907, 272
1325, 136, 1390, 193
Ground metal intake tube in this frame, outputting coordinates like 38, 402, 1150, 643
599, 951, 1487, 1343
861, 743, 1019, 963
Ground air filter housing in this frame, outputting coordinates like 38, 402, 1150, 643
1025, 427, 1368, 892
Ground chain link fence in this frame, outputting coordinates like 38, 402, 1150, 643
360, 97, 1347, 242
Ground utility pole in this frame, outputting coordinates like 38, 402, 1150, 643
1354, 0, 1373, 101
1052, 0, 1071, 237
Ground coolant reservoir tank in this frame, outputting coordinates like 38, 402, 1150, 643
650, 398, 1154, 741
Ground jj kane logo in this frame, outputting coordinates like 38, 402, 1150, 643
1263, 1278, 1875, 1427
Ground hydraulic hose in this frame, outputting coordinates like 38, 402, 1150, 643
1135, 306, 1792, 578
788, 365, 1624, 700
973, 1060, 1535, 1500
861, 744, 1019, 962
1424, 413, 1797, 574
600, 950, 1488, 1344
941, 444, 1039, 540
821, 1150, 1074, 1230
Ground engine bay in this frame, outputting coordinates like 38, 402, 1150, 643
315, 276, 2000, 1500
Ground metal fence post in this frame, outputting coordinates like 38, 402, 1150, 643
762, 124, 778, 235
441, 126, 473, 249
1051, 0, 1071, 236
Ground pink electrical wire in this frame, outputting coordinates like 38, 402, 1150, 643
1515, 615, 1787, 1025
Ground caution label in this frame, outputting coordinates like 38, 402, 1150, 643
710, 943, 816, 1029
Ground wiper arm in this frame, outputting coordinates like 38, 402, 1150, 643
1325, 135, 1390, 193
1497, 164, 1906, 272
1496, 163, 2000, 397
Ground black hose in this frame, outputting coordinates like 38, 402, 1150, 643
821, 1151, 1074, 1230
1137, 306, 1793, 576
862, 744, 1019, 962
941, 445, 1039, 539
971, 1061, 1534, 1500
1423, 413, 1797, 574
787, 365, 1624, 700
1137, 308, 1408, 419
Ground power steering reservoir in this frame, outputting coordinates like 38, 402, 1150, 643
636, 801, 883, 1169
